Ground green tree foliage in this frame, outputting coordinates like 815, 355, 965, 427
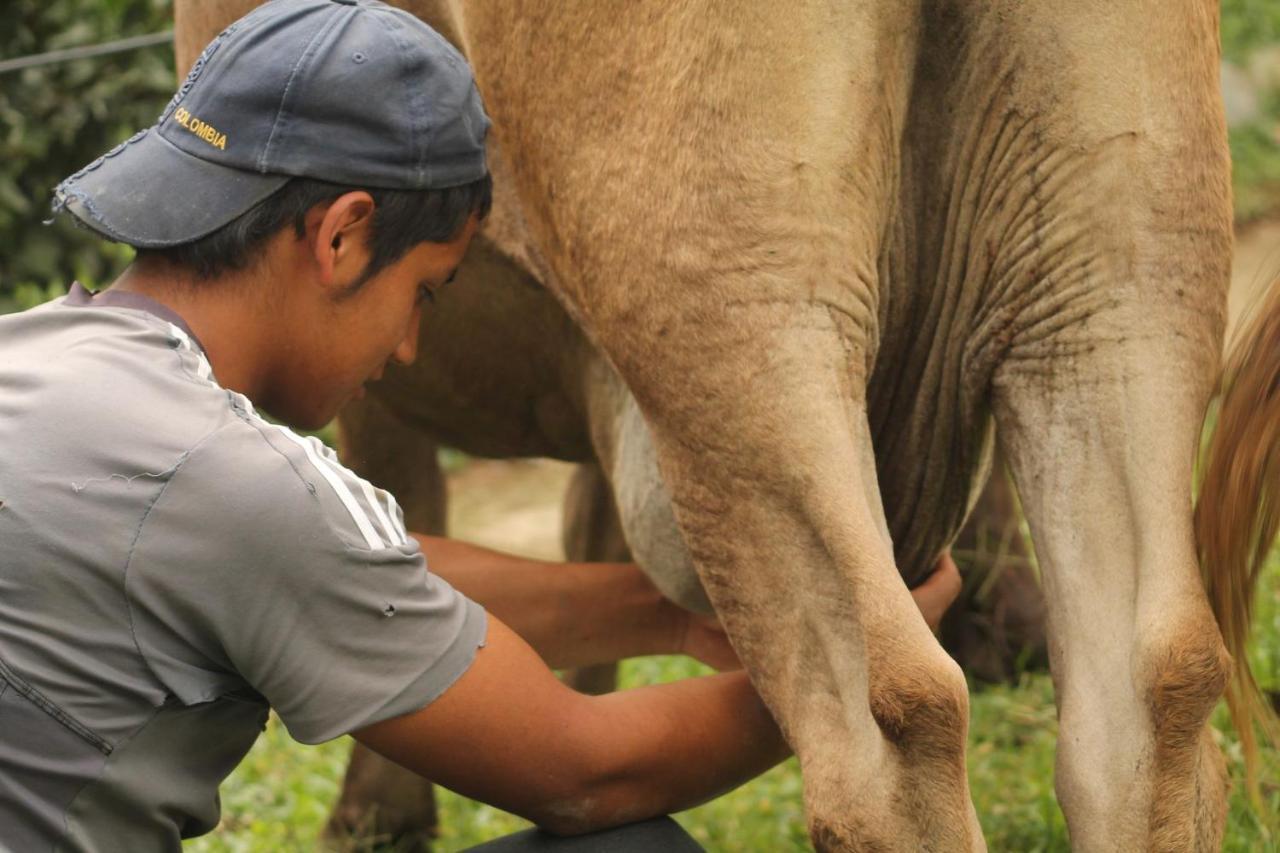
1222, 0, 1280, 64
1232, 120, 1280, 225
0, 0, 174, 310
1221, 0, 1280, 224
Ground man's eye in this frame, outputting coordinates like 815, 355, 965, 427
417, 285, 435, 305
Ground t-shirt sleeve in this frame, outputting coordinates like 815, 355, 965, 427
125, 422, 487, 744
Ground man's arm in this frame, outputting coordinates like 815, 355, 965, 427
419, 534, 962, 670
354, 615, 789, 836
359, 544, 962, 835
416, 534, 700, 670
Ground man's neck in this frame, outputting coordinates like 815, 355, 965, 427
108, 258, 276, 402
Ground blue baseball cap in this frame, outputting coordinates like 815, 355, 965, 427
53, 0, 490, 248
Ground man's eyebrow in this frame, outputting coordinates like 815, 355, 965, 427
444, 267, 460, 284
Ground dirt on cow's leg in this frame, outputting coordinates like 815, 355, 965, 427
559, 463, 631, 695
940, 459, 1048, 684
325, 394, 447, 851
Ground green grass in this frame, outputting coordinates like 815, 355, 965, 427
188, 553, 1280, 852
1231, 120, 1280, 226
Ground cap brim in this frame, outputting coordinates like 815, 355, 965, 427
55, 128, 289, 249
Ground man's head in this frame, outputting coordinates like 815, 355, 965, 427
51, 0, 492, 429
259, 182, 485, 430
134, 173, 490, 429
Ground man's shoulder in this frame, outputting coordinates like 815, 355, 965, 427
167, 410, 415, 556
1, 297, 232, 448
0, 302, 244, 540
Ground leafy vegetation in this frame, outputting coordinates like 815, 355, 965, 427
1222, 0, 1280, 64
0, 0, 172, 310
1224, 0, 1280, 222
1232, 117, 1280, 225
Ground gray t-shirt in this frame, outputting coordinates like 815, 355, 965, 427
0, 284, 486, 851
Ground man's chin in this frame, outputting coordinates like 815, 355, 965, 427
293, 413, 335, 433
256, 399, 337, 434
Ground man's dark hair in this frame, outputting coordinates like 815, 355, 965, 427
135, 173, 492, 285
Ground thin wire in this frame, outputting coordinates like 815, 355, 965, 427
0, 31, 173, 76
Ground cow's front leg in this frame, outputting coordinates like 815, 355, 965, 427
995, 329, 1230, 850
559, 462, 630, 695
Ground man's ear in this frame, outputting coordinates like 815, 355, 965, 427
306, 191, 376, 293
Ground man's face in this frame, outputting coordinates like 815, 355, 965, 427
265, 214, 479, 431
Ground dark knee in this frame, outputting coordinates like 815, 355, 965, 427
869, 656, 970, 758
1143, 622, 1231, 751
1141, 623, 1231, 852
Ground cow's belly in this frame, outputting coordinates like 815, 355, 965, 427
370, 231, 983, 603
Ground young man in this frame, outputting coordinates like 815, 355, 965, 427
0, 1, 961, 849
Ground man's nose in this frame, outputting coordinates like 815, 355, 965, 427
392, 312, 421, 366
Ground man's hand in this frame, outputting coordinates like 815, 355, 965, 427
914, 551, 963, 632
420, 532, 960, 671
676, 611, 743, 671
673, 551, 963, 669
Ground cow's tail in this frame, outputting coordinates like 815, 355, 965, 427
1195, 271, 1280, 797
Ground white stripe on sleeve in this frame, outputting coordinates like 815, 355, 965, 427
167, 323, 192, 349
275, 428, 385, 550
359, 478, 407, 547
303, 439, 406, 547
384, 491, 409, 543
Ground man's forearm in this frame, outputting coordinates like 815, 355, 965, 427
414, 534, 684, 669
567, 670, 791, 832
355, 619, 789, 836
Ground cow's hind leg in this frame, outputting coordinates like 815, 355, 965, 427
326, 395, 447, 850
941, 459, 1048, 684
459, 3, 989, 844
939, 4, 1236, 845
995, 331, 1230, 850
559, 462, 630, 695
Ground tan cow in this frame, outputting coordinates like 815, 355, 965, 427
176, 2, 1277, 850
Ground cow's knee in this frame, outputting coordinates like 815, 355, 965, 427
1055, 608, 1231, 851
1044, 604, 1233, 850
802, 655, 976, 851
1141, 616, 1231, 754
869, 653, 970, 761
1142, 614, 1231, 851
